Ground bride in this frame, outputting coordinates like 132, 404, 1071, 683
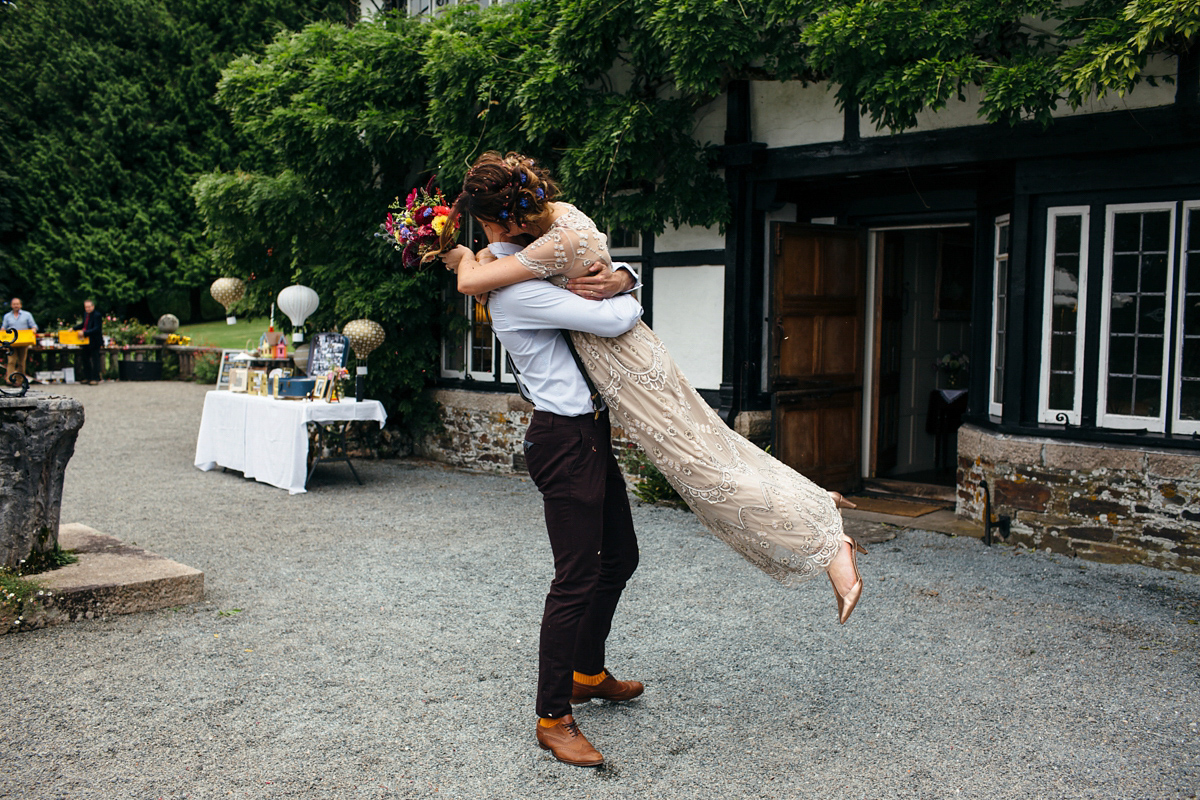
443, 151, 868, 624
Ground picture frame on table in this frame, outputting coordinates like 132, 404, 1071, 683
229, 367, 249, 393
248, 368, 268, 396
311, 377, 328, 401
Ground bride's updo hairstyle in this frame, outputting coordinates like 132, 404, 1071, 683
450, 151, 559, 239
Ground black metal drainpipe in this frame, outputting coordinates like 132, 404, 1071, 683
979, 480, 1011, 547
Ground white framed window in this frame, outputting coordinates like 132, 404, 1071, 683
1038, 207, 1090, 424
989, 215, 1011, 417
1097, 202, 1177, 431
1174, 201, 1200, 435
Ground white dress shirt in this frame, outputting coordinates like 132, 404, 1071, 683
486, 243, 642, 417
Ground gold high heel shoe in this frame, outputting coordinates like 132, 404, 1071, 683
829, 534, 868, 625
829, 491, 857, 510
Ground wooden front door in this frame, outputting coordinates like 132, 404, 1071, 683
771, 223, 865, 494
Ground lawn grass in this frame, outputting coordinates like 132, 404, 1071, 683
176, 317, 271, 350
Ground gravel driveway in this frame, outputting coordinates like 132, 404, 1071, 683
2, 381, 1198, 799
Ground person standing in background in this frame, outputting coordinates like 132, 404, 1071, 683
2, 297, 38, 384
75, 299, 104, 384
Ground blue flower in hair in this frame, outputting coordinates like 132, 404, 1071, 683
499, 210, 509, 220
535, 188, 545, 199
519, 172, 528, 184
519, 196, 530, 209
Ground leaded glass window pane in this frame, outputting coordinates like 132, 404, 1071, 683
1106, 209, 1171, 419
1045, 212, 1085, 413
1181, 208, 1200, 422
990, 217, 1010, 413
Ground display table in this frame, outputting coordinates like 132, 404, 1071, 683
194, 391, 387, 494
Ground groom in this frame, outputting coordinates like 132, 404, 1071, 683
475, 239, 645, 767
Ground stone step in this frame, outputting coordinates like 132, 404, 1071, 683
3, 524, 204, 633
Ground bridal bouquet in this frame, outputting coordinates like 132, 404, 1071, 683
378, 178, 459, 268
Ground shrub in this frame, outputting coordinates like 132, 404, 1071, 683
621, 446, 686, 508
192, 350, 221, 384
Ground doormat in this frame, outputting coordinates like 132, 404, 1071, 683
846, 496, 947, 517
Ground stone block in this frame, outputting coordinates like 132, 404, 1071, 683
1146, 451, 1200, 480
0, 393, 84, 568
1064, 526, 1114, 543
956, 425, 985, 457
1068, 495, 1128, 519
1077, 542, 1146, 565
975, 432, 1044, 467
3, 524, 205, 633
993, 478, 1051, 512
1043, 442, 1144, 472
1144, 525, 1195, 543
733, 410, 771, 441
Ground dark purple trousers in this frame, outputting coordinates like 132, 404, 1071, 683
523, 409, 639, 719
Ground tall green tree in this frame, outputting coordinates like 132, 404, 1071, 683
0, 0, 350, 323
194, 15, 443, 426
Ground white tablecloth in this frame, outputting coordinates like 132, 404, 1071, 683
194, 391, 387, 494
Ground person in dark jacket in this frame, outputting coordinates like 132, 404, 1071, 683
75, 299, 104, 384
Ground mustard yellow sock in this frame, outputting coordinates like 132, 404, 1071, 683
538, 717, 562, 728
573, 670, 607, 686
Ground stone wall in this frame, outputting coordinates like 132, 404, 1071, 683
414, 388, 765, 473
0, 393, 85, 568
957, 423, 1200, 572
415, 388, 536, 471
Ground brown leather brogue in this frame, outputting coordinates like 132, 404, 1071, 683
570, 669, 644, 704
535, 714, 604, 767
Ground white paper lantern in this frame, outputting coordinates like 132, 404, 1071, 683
277, 284, 320, 343
210, 277, 245, 325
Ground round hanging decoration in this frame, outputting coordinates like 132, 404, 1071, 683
277, 285, 320, 343
342, 319, 385, 361
210, 277, 246, 324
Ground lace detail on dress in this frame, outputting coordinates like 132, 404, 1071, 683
515, 204, 611, 280
572, 322, 843, 587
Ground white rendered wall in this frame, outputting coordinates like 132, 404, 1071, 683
652, 266, 725, 390
655, 223, 725, 252
752, 80, 844, 148
859, 59, 1176, 137
692, 94, 727, 147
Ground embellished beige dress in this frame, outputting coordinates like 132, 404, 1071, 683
516, 204, 844, 586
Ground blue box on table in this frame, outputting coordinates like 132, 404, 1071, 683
274, 376, 316, 398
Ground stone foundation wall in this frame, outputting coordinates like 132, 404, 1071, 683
414, 388, 765, 474
957, 423, 1200, 572
414, 388, 537, 471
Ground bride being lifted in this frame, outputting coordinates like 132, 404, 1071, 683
443, 151, 868, 623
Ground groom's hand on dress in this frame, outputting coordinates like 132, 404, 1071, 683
567, 263, 634, 300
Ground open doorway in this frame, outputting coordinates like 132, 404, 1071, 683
867, 226, 973, 491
